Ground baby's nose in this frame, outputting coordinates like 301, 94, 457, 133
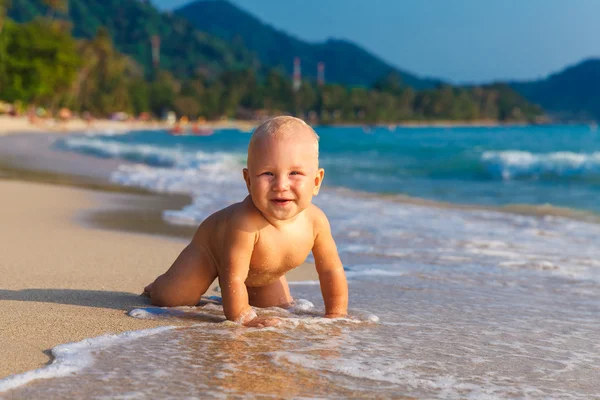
272, 175, 290, 190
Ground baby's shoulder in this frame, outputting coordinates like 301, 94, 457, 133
306, 203, 326, 219
225, 197, 266, 232
305, 204, 331, 232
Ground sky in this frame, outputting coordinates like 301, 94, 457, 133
152, 0, 600, 84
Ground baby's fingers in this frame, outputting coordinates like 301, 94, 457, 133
243, 316, 281, 328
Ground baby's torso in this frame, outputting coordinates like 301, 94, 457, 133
197, 202, 315, 287
245, 220, 314, 286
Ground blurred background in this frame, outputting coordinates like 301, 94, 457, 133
1, 0, 598, 124
1, 0, 599, 216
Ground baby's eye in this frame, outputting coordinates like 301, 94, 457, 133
260, 172, 274, 176
290, 171, 301, 176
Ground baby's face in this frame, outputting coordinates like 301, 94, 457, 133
244, 131, 324, 222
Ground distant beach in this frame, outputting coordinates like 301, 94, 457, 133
0, 115, 259, 137
0, 115, 547, 139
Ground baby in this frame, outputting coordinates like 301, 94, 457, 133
144, 116, 348, 327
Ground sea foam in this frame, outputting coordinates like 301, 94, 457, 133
482, 150, 600, 180
0, 327, 174, 394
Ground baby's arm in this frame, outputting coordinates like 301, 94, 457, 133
219, 222, 256, 324
312, 210, 348, 318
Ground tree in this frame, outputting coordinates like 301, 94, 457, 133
0, 0, 10, 35
148, 71, 178, 117
68, 27, 145, 116
42, 0, 68, 18
372, 71, 404, 95
1, 18, 80, 106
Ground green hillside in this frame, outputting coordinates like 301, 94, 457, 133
174, 0, 441, 89
7, 0, 257, 78
0, 0, 544, 123
511, 59, 600, 122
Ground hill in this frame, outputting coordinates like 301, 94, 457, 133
7, 0, 257, 78
174, 0, 441, 89
511, 58, 600, 122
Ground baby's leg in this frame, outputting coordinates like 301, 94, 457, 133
146, 244, 217, 307
247, 276, 293, 308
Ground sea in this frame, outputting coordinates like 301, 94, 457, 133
1, 124, 599, 399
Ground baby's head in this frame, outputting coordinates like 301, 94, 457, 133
243, 116, 324, 221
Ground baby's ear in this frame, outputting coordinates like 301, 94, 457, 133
243, 168, 251, 192
313, 168, 325, 195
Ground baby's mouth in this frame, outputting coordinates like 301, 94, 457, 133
271, 198, 292, 206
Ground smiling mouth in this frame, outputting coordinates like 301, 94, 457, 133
271, 198, 292, 206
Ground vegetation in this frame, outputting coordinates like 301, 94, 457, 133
0, 1, 543, 123
176, 0, 441, 89
0, 0, 10, 34
8, 0, 257, 78
0, 18, 80, 107
511, 59, 600, 122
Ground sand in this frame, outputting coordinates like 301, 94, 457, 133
0, 116, 258, 136
0, 179, 317, 380
0, 115, 159, 136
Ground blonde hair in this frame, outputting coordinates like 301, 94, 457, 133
249, 116, 320, 155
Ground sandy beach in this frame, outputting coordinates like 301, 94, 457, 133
0, 115, 259, 137
0, 115, 158, 136
0, 180, 194, 378
0, 132, 316, 379
1, 124, 599, 398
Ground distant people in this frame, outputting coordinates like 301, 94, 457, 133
27, 106, 37, 125
82, 111, 94, 128
58, 108, 72, 120
191, 118, 213, 136
8, 105, 18, 117
143, 116, 348, 327
138, 112, 151, 123
170, 122, 184, 135
58, 108, 72, 131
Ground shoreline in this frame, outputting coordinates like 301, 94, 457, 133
0, 115, 258, 137
1, 130, 598, 229
1, 128, 598, 397
0, 180, 195, 379
1, 115, 568, 139
0, 179, 318, 380
0, 130, 319, 380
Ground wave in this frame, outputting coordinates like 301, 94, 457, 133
57, 136, 244, 170
481, 150, 600, 181
54, 134, 600, 218
0, 327, 174, 393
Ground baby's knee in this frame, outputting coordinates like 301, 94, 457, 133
247, 278, 293, 308
147, 278, 201, 307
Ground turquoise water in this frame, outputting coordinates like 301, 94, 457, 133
55, 124, 600, 214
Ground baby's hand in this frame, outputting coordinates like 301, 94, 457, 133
243, 316, 282, 328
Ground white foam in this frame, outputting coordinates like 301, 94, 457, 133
288, 280, 320, 285
482, 150, 600, 180
344, 268, 405, 278
0, 327, 175, 394
63, 134, 600, 285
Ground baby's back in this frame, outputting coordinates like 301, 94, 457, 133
194, 197, 316, 287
